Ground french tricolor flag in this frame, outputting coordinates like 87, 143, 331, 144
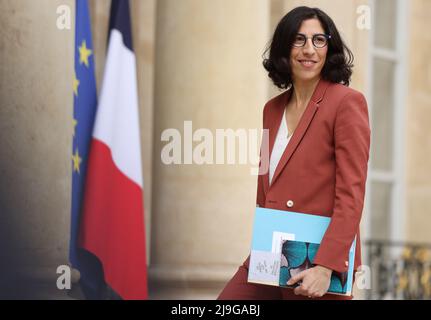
79, 0, 148, 299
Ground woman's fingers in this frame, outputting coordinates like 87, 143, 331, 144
287, 269, 307, 286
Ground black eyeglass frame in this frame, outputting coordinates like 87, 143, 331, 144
292, 33, 332, 48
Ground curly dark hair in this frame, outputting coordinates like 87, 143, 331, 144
263, 6, 354, 89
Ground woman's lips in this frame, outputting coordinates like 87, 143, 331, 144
298, 60, 317, 68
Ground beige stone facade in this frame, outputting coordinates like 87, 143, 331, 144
0, 0, 429, 299
406, 0, 431, 243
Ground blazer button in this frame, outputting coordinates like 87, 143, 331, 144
345, 261, 349, 267
286, 200, 294, 208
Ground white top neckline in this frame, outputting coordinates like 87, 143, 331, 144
269, 108, 292, 185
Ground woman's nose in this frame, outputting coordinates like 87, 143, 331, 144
302, 38, 316, 55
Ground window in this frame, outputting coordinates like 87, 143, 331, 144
363, 0, 408, 243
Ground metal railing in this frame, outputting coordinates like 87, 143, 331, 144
364, 240, 431, 300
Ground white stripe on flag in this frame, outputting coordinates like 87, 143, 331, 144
92, 29, 143, 188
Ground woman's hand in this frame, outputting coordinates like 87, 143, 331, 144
286, 265, 332, 298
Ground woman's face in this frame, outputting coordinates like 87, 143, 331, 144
289, 18, 328, 84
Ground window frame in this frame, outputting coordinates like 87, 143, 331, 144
363, 0, 409, 244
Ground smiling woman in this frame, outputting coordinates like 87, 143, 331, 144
218, 6, 370, 300
262, 6, 354, 90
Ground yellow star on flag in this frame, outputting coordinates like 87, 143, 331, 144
79, 40, 93, 67
72, 148, 82, 174
72, 118, 77, 137
73, 71, 80, 97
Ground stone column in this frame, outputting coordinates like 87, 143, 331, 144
150, 0, 270, 299
406, 0, 431, 242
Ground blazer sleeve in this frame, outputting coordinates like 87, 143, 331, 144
312, 91, 371, 273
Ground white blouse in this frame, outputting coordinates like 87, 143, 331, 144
269, 108, 292, 185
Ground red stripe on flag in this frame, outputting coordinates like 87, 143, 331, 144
79, 139, 148, 299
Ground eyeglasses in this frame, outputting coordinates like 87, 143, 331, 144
292, 33, 331, 48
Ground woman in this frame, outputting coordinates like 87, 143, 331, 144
218, 6, 370, 300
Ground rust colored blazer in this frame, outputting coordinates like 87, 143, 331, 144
255, 78, 371, 273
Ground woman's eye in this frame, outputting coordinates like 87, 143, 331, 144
315, 36, 326, 44
293, 35, 305, 45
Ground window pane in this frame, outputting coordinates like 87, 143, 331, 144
374, 0, 397, 49
371, 57, 395, 171
370, 181, 392, 240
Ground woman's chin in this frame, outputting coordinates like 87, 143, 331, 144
292, 73, 321, 84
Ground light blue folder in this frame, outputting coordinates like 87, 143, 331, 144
248, 207, 356, 296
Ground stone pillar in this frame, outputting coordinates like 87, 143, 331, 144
406, 0, 431, 242
0, 0, 74, 298
150, 0, 270, 298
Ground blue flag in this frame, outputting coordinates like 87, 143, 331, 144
69, 0, 105, 299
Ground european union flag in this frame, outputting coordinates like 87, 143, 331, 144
69, 0, 105, 299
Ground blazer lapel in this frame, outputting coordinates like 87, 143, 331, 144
267, 79, 330, 190
262, 90, 290, 195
